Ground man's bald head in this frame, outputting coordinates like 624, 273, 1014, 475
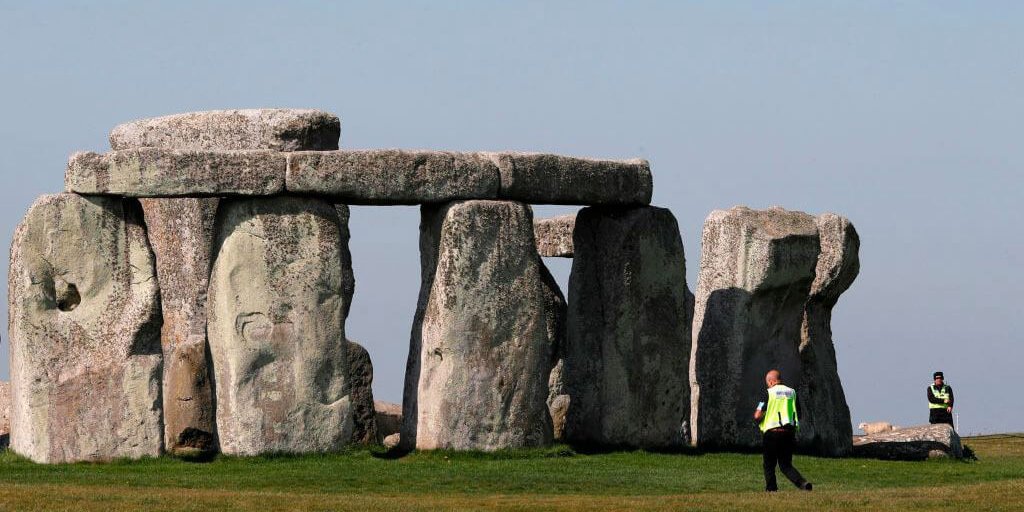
765, 369, 782, 387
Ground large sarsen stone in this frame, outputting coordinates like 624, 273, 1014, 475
8, 193, 163, 463
689, 206, 820, 450
562, 206, 691, 448
402, 200, 562, 450
207, 197, 355, 455
797, 213, 859, 456
139, 197, 220, 456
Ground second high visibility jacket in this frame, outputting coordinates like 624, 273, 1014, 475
758, 384, 800, 433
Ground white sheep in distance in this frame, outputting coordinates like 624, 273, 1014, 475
858, 422, 900, 435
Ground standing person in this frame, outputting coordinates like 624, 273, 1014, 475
753, 369, 813, 492
927, 371, 954, 427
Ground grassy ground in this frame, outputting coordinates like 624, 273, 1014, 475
0, 435, 1021, 511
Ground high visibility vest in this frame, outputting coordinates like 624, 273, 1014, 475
759, 384, 799, 433
929, 385, 951, 409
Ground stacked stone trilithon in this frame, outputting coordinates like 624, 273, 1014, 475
688, 206, 859, 456
6, 107, 860, 462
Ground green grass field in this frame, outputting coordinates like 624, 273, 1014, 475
0, 435, 1021, 511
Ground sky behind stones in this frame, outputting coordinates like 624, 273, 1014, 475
1, 1, 1020, 434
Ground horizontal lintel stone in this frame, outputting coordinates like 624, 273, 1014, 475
66, 148, 287, 197
285, 149, 501, 205
492, 152, 652, 205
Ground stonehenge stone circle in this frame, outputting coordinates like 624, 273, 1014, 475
560, 206, 692, 448
109, 109, 341, 152
8, 193, 163, 463
798, 214, 859, 456
207, 197, 354, 455
533, 214, 576, 258
5, 107, 863, 462
402, 200, 563, 450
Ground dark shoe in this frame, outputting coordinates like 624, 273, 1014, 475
766, 487, 778, 493
801, 482, 813, 491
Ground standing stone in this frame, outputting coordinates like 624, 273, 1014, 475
207, 197, 354, 455
139, 197, 219, 456
348, 340, 377, 444
689, 206, 820, 450
110, 109, 340, 152
402, 200, 562, 450
8, 194, 163, 463
562, 206, 691, 448
533, 214, 576, 258
0, 381, 10, 447
797, 214, 859, 456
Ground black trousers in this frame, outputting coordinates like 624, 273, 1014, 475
929, 408, 953, 427
762, 427, 807, 491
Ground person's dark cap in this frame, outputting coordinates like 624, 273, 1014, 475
933, 371, 944, 379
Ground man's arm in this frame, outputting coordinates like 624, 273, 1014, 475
947, 386, 954, 410
927, 387, 945, 405
753, 390, 769, 422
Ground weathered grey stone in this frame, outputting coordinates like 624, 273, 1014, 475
689, 206, 820, 450
348, 340, 377, 444
534, 214, 576, 257
207, 197, 354, 455
0, 381, 10, 443
110, 109, 340, 152
797, 214, 860, 456
139, 197, 219, 456
490, 152, 652, 205
562, 206, 691, 448
374, 400, 402, 442
383, 433, 401, 449
8, 193, 163, 463
286, 150, 501, 205
66, 149, 286, 197
402, 200, 563, 450
853, 424, 963, 460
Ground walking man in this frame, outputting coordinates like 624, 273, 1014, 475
927, 371, 954, 427
753, 369, 812, 492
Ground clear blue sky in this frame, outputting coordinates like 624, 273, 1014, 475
1, 1, 1020, 434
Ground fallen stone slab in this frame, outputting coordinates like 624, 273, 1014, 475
66, 148, 286, 196
853, 424, 963, 460
110, 109, 340, 152
285, 150, 501, 204
207, 197, 355, 455
534, 214, 576, 257
374, 401, 402, 442
9, 194, 163, 463
797, 213, 860, 457
561, 206, 692, 449
690, 206, 820, 451
348, 340, 378, 444
403, 200, 563, 450
140, 197, 220, 457
490, 152, 652, 205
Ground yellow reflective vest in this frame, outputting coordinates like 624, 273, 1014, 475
929, 385, 951, 409
759, 384, 799, 433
